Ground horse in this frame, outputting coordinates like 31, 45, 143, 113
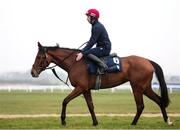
31, 42, 173, 126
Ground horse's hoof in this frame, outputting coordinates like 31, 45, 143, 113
131, 122, 137, 125
167, 117, 173, 126
93, 121, 98, 126
61, 120, 66, 126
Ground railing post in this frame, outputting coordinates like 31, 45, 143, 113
169, 86, 172, 93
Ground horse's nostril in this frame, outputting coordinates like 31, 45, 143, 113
31, 70, 35, 77
31, 68, 38, 77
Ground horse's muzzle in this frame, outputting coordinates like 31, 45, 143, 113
31, 66, 39, 77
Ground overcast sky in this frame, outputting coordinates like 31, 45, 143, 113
0, 0, 180, 75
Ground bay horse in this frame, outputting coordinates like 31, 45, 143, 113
31, 42, 173, 126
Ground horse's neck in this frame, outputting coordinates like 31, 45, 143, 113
49, 49, 77, 72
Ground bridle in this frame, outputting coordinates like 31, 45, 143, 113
32, 52, 49, 76
46, 42, 88, 69
45, 42, 88, 71
33, 42, 88, 87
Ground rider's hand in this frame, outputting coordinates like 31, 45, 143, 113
76, 53, 83, 61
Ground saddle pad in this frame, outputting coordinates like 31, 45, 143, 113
87, 56, 122, 74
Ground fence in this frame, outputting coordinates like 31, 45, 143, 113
0, 84, 180, 93
0, 85, 71, 93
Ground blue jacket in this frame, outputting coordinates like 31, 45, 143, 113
82, 20, 111, 53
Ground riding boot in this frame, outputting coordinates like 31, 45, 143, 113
87, 54, 108, 71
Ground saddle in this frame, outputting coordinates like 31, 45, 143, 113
86, 53, 122, 90
87, 53, 122, 75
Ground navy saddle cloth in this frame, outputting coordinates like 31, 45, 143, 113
87, 53, 122, 74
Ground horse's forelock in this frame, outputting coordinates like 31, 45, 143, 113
38, 46, 47, 53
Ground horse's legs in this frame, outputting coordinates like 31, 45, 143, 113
61, 87, 84, 126
144, 87, 169, 123
131, 87, 144, 125
83, 90, 98, 126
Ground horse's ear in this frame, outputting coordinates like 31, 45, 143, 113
38, 42, 42, 48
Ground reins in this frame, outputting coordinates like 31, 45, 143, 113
45, 42, 88, 88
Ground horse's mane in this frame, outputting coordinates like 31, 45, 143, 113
44, 45, 81, 52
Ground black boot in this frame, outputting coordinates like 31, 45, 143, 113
87, 54, 108, 71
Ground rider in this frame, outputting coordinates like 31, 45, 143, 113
76, 9, 112, 71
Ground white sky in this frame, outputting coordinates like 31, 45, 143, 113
0, 0, 180, 75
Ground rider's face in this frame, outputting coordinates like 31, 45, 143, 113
87, 16, 91, 23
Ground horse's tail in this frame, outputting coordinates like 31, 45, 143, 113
149, 60, 170, 108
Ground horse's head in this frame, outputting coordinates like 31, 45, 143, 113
31, 42, 50, 77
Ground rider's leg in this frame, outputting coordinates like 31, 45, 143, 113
83, 47, 110, 71
87, 54, 108, 70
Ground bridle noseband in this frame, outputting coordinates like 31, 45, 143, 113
32, 52, 49, 75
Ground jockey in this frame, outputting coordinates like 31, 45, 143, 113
76, 8, 112, 71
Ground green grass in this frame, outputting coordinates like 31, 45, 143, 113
0, 90, 180, 129
0, 90, 180, 114
0, 117, 180, 129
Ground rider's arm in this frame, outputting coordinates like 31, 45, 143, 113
82, 26, 101, 52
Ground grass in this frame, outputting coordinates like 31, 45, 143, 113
0, 90, 180, 129
0, 117, 180, 129
0, 90, 180, 114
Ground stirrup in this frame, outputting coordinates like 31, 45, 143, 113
97, 68, 106, 75
98, 63, 108, 71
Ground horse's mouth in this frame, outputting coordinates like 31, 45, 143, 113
31, 68, 39, 77
31, 73, 39, 77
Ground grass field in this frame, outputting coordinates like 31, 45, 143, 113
0, 90, 180, 129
